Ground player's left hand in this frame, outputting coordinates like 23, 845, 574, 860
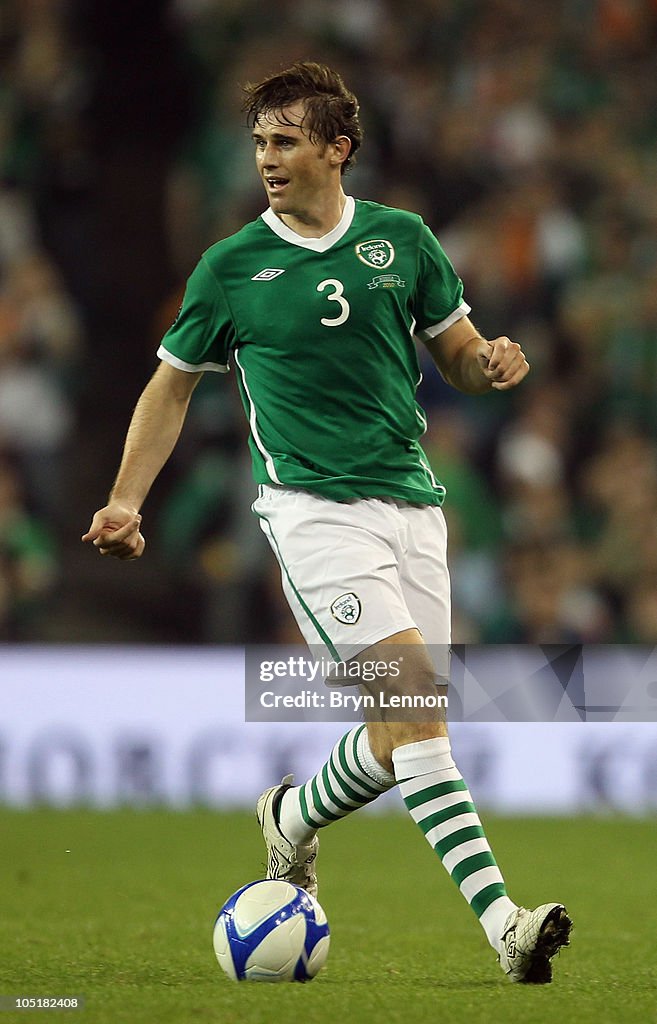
478, 337, 529, 390
81, 504, 145, 560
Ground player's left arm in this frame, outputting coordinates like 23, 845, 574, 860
422, 315, 530, 395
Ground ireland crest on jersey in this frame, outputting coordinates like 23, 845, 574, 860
330, 592, 362, 625
355, 239, 395, 269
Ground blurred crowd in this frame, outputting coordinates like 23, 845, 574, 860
0, 0, 85, 638
1, 0, 657, 645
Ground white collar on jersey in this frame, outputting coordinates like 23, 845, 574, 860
261, 195, 355, 252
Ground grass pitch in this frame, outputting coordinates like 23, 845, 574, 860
0, 808, 654, 1024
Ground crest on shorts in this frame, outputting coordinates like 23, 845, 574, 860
330, 592, 362, 625
355, 239, 395, 270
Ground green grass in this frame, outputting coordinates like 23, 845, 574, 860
0, 808, 655, 1024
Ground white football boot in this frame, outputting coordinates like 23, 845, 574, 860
499, 903, 572, 983
256, 774, 319, 898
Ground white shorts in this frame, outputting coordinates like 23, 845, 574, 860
252, 485, 451, 672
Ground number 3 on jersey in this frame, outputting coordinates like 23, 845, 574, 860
317, 278, 350, 327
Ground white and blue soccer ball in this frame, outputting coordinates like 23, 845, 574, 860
213, 879, 330, 982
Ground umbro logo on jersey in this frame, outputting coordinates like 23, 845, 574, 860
355, 239, 395, 270
251, 268, 285, 281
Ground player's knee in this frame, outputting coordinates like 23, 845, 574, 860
378, 651, 438, 702
391, 669, 436, 702
361, 639, 438, 698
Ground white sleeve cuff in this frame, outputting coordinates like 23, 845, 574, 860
414, 301, 472, 342
157, 345, 229, 373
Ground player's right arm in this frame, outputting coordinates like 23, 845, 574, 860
81, 361, 203, 560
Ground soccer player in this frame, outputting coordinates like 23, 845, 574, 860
82, 62, 572, 983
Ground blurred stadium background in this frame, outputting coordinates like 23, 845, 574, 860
2, 0, 657, 816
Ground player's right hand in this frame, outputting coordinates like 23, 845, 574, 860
81, 505, 145, 560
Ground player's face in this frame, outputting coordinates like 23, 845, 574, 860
252, 102, 343, 226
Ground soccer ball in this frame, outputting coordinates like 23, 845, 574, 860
213, 879, 330, 982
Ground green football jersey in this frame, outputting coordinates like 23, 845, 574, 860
158, 197, 470, 505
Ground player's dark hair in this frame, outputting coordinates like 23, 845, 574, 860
242, 61, 362, 174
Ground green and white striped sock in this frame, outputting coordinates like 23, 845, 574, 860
278, 725, 396, 843
393, 736, 516, 950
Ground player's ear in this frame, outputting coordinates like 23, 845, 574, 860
330, 135, 352, 169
